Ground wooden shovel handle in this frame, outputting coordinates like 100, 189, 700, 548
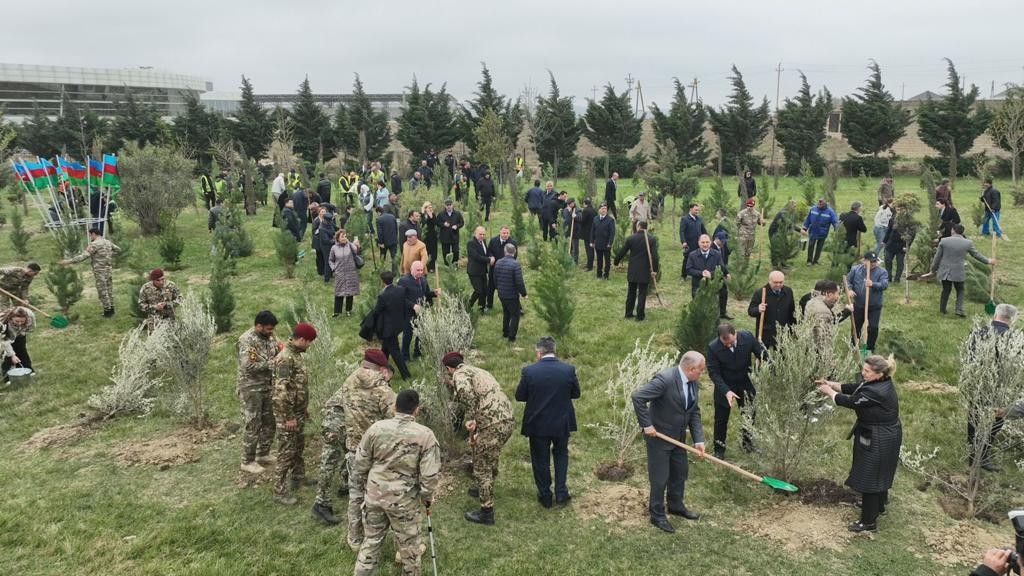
653, 431, 763, 483
990, 234, 997, 299
757, 287, 767, 343
0, 287, 52, 318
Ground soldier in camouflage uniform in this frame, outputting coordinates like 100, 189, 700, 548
138, 268, 182, 330
236, 311, 281, 475
0, 262, 41, 308
271, 322, 317, 505
442, 352, 514, 525
60, 228, 120, 317
344, 348, 397, 550
352, 389, 441, 576
736, 198, 764, 260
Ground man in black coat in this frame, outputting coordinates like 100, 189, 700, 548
291, 188, 309, 239
747, 270, 797, 348
632, 351, 707, 533
525, 180, 545, 224
478, 172, 496, 222
578, 198, 597, 271
936, 199, 961, 239
604, 172, 619, 218
316, 174, 332, 205
540, 190, 566, 242
590, 203, 616, 279
493, 243, 527, 341
679, 203, 707, 278
374, 206, 399, 274
398, 210, 420, 240
516, 337, 581, 508
390, 170, 403, 195
372, 270, 414, 379
685, 234, 730, 318
614, 221, 659, 322
397, 261, 437, 361
486, 226, 517, 310
841, 202, 867, 251
707, 323, 767, 460
466, 226, 491, 313
437, 199, 464, 266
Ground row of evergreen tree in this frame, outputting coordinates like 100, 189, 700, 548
3, 59, 1005, 178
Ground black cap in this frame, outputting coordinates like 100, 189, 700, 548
863, 251, 879, 262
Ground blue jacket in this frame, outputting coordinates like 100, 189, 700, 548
679, 213, 707, 248
591, 215, 616, 249
803, 205, 839, 240
493, 256, 527, 300
375, 212, 399, 247
515, 356, 581, 437
525, 187, 545, 211
847, 263, 889, 310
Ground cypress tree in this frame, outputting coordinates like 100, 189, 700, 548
775, 72, 833, 175
461, 63, 523, 151
208, 253, 235, 334
397, 77, 459, 159
343, 74, 392, 163
841, 61, 912, 157
233, 75, 272, 160
706, 66, 771, 174
111, 90, 166, 150
650, 78, 709, 169
533, 72, 580, 178
290, 76, 333, 164
172, 93, 224, 171
581, 84, 644, 171
917, 59, 992, 172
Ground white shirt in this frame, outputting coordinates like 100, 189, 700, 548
874, 206, 892, 228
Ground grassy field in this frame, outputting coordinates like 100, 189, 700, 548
1, 174, 1022, 575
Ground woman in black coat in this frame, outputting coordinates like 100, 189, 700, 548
420, 201, 439, 272
816, 355, 902, 533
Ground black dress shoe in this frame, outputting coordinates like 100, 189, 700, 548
667, 507, 700, 520
650, 516, 676, 533
555, 495, 572, 506
847, 521, 877, 533
720, 314, 734, 320
538, 494, 553, 508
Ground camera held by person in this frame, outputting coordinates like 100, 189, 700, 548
971, 510, 1024, 576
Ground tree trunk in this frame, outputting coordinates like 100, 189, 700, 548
243, 160, 256, 216
553, 150, 559, 187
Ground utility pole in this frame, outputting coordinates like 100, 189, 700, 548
689, 77, 701, 104
634, 80, 646, 117
591, 85, 598, 101
769, 62, 783, 179
625, 73, 635, 96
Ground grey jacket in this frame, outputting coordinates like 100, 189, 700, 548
632, 366, 705, 445
930, 235, 990, 282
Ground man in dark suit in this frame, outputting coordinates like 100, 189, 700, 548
397, 261, 437, 361
685, 234, 730, 318
840, 202, 867, 251
936, 199, 961, 239
632, 351, 707, 533
374, 206, 399, 274
679, 203, 707, 278
478, 172, 495, 221
613, 221, 659, 321
604, 172, 619, 218
398, 209, 420, 240
466, 226, 491, 313
437, 199, 464, 266
486, 226, 517, 310
747, 270, 797, 348
579, 198, 597, 271
515, 337, 581, 508
590, 203, 616, 279
372, 270, 414, 379
493, 243, 527, 341
707, 323, 767, 460
540, 190, 566, 242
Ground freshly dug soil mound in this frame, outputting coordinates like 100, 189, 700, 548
738, 501, 856, 552
577, 484, 648, 529
20, 419, 98, 452
795, 477, 860, 506
595, 462, 634, 482
115, 425, 228, 470
925, 521, 1005, 567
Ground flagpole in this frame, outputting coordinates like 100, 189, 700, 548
99, 154, 111, 237
13, 158, 57, 238
55, 156, 79, 227
39, 157, 67, 232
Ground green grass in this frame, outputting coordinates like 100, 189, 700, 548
1, 175, 1021, 575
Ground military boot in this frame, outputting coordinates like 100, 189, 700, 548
464, 506, 495, 525
240, 461, 265, 474
256, 454, 276, 466
311, 502, 341, 525
103, 308, 115, 318
274, 493, 298, 506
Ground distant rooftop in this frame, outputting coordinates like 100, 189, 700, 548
0, 62, 212, 92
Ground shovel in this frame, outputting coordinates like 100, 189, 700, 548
642, 229, 665, 308
0, 287, 69, 329
653, 431, 798, 493
986, 233, 998, 315
859, 260, 871, 359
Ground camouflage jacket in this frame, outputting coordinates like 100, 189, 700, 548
272, 342, 309, 426
343, 366, 396, 452
139, 281, 182, 320
237, 327, 279, 391
0, 267, 33, 306
351, 413, 442, 507
736, 208, 762, 236
69, 237, 120, 269
451, 364, 514, 431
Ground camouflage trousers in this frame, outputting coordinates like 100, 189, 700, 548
739, 235, 755, 260
238, 386, 275, 464
314, 407, 349, 507
274, 425, 306, 496
92, 265, 113, 310
347, 457, 366, 548
355, 501, 423, 576
471, 419, 514, 508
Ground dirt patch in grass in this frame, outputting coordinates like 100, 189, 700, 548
20, 419, 99, 452
902, 380, 957, 394
577, 484, 648, 529
594, 461, 634, 482
739, 500, 856, 553
795, 477, 860, 506
115, 425, 228, 470
925, 521, 1006, 568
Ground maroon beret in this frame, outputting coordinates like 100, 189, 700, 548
149, 268, 165, 281
293, 322, 318, 342
363, 348, 388, 367
442, 351, 464, 368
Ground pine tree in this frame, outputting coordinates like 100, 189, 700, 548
841, 61, 912, 157
213, 201, 253, 260
46, 230, 84, 317
172, 93, 223, 171
706, 66, 771, 174
581, 84, 644, 170
472, 109, 512, 180
533, 72, 580, 178
343, 74, 392, 163
461, 63, 523, 151
158, 216, 185, 270
16, 104, 58, 157
208, 253, 235, 334
111, 90, 166, 150
531, 246, 576, 339
290, 76, 334, 164
824, 232, 856, 282
703, 175, 733, 220
646, 143, 702, 214
797, 159, 818, 206
727, 256, 761, 300
775, 72, 832, 175
770, 211, 801, 269
675, 272, 724, 354
649, 78, 709, 168
397, 77, 460, 160
275, 226, 299, 278
232, 75, 272, 160
52, 91, 108, 156
9, 207, 30, 258
917, 59, 993, 172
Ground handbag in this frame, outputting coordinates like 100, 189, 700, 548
354, 253, 365, 269
358, 309, 377, 340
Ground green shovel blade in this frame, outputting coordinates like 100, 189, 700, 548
986, 300, 996, 315
761, 476, 799, 493
50, 315, 69, 329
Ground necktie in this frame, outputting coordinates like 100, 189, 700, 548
686, 381, 696, 410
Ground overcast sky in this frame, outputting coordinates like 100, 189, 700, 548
4, 0, 1023, 110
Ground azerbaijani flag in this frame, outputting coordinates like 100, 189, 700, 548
101, 154, 120, 189
58, 157, 87, 185
14, 160, 58, 189
88, 157, 104, 186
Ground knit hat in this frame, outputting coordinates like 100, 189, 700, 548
441, 351, 464, 368
293, 322, 318, 341
149, 268, 164, 281
745, 198, 756, 207
363, 348, 388, 367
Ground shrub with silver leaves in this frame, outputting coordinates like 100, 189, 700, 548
148, 291, 216, 428
88, 326, 165, 419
